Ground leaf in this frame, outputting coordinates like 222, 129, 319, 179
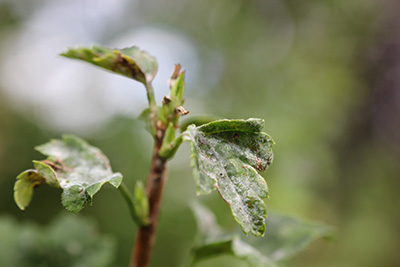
117, 182, 149, 226
133, 181, 150, 225
159, 123, 184, 159
14, 170, 44, 210
190, 237, 277, 267
179, 115, 221, 132
253, 213, 336, 261
61, 45, 158, 85
190, 201, 223, 241
170, 71, 185, 103
0, 213, 116, 267
189, 202, 277, 267
162, 69, 188, 126
189, 203, 334, 267
13, 135, 123, 213
183, 118, 274, 236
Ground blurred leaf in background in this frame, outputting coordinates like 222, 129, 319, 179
0, 0, 400, 267
0, 213, 116, 267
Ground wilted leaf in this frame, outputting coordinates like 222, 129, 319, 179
184, 118, 274, 236
14, 135, 122, 213
61, 45, 158, 84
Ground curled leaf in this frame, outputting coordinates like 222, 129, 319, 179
14, 135, 123, 213
61, 45, 158, 84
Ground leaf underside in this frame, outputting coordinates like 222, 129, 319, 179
14, 135, 122, 213
61, 45, 158, 84
184, 118, 274, 237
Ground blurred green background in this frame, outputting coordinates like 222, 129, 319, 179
1, 0, 399, 266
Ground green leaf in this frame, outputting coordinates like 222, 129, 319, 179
61, 45, 158, 85
179, 115, 221, 132
14, 135, 123, 213
0, 213, 116, 267
14, 170, 44, 210
189, 202, 277, 267
190, 237, 277, 267
189, 203, 334, 267
159, 123, 184, 159
134, 181, 150, 225
118, 182, 149, 226
190, 201, 223, 241
183, 118, 274, 236
138, 107, 158, 136
253, 213, 336, 261
170, 71, 185, 103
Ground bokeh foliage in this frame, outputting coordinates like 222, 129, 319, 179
1, 0, 399, 266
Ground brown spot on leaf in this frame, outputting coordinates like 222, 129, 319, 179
41, 160, 68, 172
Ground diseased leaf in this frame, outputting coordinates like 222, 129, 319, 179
189, 203, 334, 267
61, 45, 157, 84
179, 115, 221, 132
190, 237, 277, 267
190, 201, 223, 241
189, 202, 277, 267
253, 213, 336, 261
13, 135, 123, 213
184, 118, 274, 236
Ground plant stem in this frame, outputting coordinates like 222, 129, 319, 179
131, 129, 167, 267
118, 182, 136, 220
145, 82, 156, 110
145, 82, 159, 137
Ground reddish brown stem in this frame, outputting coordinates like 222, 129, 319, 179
131, 131, 167, 267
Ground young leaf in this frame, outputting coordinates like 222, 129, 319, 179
162, 69, 188, 126
170, 71, 185, 103
13, 135, 123, 213
14, 170, 44, 210
183, 118, 274, 237
118, 182, 149, 226
133, 181, 150, 225
159, 123, 184, 159
61, 45, 157, 85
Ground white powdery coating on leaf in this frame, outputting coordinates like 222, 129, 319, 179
185, 120, 273, 236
